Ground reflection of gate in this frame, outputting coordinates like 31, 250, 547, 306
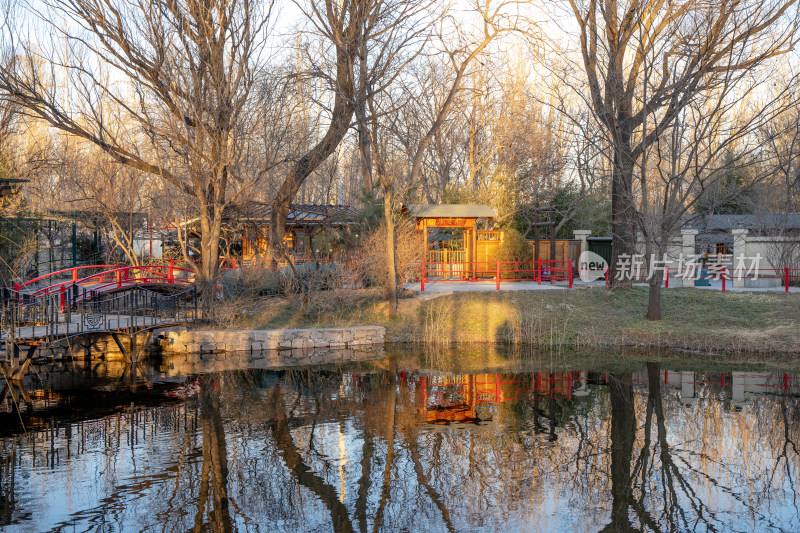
426, 250, 466, 278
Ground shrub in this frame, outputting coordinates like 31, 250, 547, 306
220, 268, 283, 298
350, 219, 423, 296
494, 229, 533, 279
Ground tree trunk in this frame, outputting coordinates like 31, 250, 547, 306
384, 189, 398, 319
609, 146, 637, 289
198, 208, 222, 319
268, 13, 357, 263
646, 275, 662, 321
646, 245, 664, 321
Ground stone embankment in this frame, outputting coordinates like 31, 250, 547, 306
161, 326, 386, 354
161, 345, 385, 376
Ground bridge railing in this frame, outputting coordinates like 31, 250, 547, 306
0, 285, 198, 347
10, 264, 196, 305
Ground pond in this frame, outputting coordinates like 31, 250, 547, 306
0, 349, 799, 532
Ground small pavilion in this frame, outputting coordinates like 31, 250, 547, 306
405, 204, 501, 276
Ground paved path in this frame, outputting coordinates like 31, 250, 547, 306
403, 280, 605, 292
404, 278, 800, 293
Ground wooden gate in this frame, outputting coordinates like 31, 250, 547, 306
530, 239, 580, 263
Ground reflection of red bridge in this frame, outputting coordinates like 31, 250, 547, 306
14, 263, 195, 307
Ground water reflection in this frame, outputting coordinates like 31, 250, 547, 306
1, 357, 799, 531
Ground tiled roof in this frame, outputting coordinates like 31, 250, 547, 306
226, 202, 360, 224
686, 214, 800, 232
405, 204, 497, 219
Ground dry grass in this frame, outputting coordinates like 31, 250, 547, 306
220, 286, 800, 356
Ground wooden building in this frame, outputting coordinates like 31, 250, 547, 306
225, 201, 360, 261
405, 204, 501, 276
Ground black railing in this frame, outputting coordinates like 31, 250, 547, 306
0, 285, 197, 350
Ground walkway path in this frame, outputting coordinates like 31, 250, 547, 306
404, 279, 800, 293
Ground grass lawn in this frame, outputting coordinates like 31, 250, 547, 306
234, 287, 800, 355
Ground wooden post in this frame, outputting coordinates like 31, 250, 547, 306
722, 267, 726, 292
496, 260, 500, 290
421, 259, 425, 292
168, 259, 174, 284
786, 267, 790, 293
665, 266, 669, 289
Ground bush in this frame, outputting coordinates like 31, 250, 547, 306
350, 219, 424, 296
220, 268, 283, 298
494, 229, 533, 279
281, 262, 343, 293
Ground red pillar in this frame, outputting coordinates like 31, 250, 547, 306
786, 267, 790, 293
496, 260, 500, 290
569, 261, 573, 289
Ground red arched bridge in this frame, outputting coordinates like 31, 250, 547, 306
0, 264, 198, 386
15, 263, 196, 305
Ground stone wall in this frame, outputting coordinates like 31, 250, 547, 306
162, 326, 386, 354
161, 345, 385, 376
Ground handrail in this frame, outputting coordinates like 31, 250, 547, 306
18, 264, 196, 291
8, 264, 198, 306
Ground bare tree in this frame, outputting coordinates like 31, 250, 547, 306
363, 0, 533, 317
0, 0, 274, 309
633, 45, 800, 319
268, 0, 437, 265
562, 0, 800, 287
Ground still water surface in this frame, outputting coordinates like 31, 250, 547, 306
1, 353, 799, 532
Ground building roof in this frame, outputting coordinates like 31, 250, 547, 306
684, 213, 800, 232
405, 204, 497, 219
225, 202, 360, 225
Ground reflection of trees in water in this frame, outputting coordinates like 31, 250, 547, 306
193, 375, 233, 532
236, 365, 800, 532
0, 449, 14, 525
1, 362, 800, 531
